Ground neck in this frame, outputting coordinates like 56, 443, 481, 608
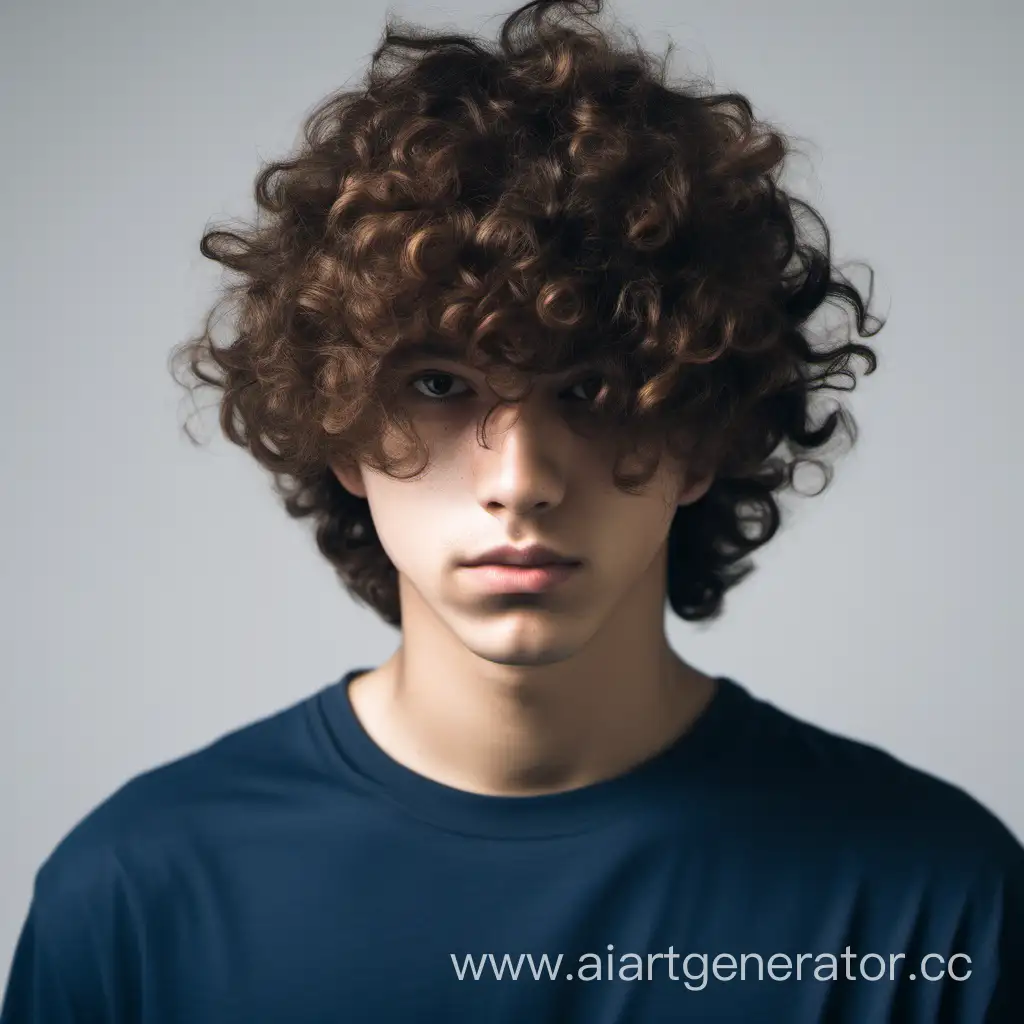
348, 552, 717, 797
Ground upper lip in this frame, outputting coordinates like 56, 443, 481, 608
463, 544, 582, 567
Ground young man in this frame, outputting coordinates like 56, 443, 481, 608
4, 1, 1021, 1020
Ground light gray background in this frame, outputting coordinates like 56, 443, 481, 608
2, 0, 1021, 981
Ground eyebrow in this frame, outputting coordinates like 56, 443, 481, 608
386, 340, 605, 382
389, 340, 470, 365
389, 344, 598, 372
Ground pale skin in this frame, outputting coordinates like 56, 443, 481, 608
330, 354, 719, 798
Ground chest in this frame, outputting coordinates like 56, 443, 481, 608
126, 823, 977, 1023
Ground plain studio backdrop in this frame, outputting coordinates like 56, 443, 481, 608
1, 0, 1021, 979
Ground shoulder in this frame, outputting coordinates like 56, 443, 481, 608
6, 688, 338, 1012
32, 687, 327, 910
732, 682, 1024, 880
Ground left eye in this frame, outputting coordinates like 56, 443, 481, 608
408, 371, 603, 404
411, 373, 471, 399
565, 376, 603, 402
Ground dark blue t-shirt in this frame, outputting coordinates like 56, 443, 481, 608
3, 670, 1022, 1022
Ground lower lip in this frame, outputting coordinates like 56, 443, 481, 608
461, 563, 581, 593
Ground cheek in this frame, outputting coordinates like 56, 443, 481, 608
362, 481, 416, 568
621, 496, 677, 552
363, 478, 454, 571
584, 489, 673, 573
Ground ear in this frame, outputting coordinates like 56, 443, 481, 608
330, 458, 368, 499
677, 466, 714, 507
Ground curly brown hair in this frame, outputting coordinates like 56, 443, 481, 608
171, 0, 883, 629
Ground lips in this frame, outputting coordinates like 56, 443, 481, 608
462, 544, 581, 568
477, 558, 578, 567
462, 544, 581, 569
461, 561, 581, 594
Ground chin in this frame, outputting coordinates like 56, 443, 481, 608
457, 612, 593, 668
475, 647, 574, 669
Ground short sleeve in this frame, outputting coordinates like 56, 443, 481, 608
1, 901, 85, 1022
1, 845, 141, 1023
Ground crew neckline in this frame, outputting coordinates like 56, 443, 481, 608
312, 667, 754, 838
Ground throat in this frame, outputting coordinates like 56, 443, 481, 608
347, 650, 717, 798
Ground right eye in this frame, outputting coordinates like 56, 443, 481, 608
410, 371, 472, 401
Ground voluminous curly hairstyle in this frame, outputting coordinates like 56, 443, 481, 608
172, 0, 883, 629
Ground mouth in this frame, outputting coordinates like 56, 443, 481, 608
461, 544, 583, 569
459, 561, 582, 594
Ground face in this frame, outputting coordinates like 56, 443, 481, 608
331, 354, 712, 668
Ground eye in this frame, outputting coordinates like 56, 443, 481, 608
409, 369, 604, 405
410, 371, 472, 401
563, 375, 604, 403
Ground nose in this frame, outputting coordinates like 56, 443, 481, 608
474, 398, 568, 518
